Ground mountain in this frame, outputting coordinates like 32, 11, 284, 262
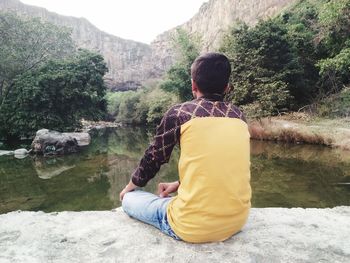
0, 0, 298, 90
151, 0, 297, 70
0, 0, 154, 90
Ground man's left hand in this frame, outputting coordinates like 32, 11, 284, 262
119, 180, 137, 201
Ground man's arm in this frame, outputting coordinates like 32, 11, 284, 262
120, 106, 180, 200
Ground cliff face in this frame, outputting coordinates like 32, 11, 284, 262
0, 0, 297, 89
0, 0, 153, 90
151, 0, 298, 71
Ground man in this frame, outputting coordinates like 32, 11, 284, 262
120, 52, 251, 243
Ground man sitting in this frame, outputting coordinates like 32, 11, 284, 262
120, 52, 251, 243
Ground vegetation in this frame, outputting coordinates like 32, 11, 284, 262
220, 0, 350, 117
0, 13, 108, 140
315, 87, 350, 117
0, 12, 74, 107
106, 83, 178, 125
160, 29, 200, 102
106, 30, 199, 126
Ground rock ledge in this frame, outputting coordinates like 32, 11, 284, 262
0, 207, 349, 263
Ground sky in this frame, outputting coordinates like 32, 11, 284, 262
20, 0, 207, 44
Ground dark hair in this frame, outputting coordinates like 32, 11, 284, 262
191, 52, 231, 95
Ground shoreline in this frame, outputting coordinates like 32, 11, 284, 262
248, 116, 350, 151
1, 116, 350, 152
0, 207, 349, 262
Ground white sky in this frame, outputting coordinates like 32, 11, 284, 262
20, 0, 207, 44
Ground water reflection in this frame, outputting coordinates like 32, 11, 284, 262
0, 127, 349, 213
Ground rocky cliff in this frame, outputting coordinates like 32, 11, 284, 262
0, 0, 298, 90
0, 0, 154, 90
151, 0, 298, 71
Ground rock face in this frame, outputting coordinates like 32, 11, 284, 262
0, 0, 153, 90
31, 129, 90, 155
0, 0, 297, 88
0, 207, 349, 262
150, 0, 297, 71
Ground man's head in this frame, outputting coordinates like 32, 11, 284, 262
191, 52, 231, 98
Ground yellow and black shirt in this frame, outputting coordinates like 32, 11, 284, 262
131, 94, 251, 243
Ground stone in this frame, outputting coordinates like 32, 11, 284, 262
62, 132, 91, 147
14, 148, 29, 159
31, 129, 81, 155
0, 150, 13, 156
0, 207, 349, 262
14, 149, 30, 155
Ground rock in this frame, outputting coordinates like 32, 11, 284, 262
62, 132, 91, 147
14, 149, 29, 155
31, 129, 80, 155
0, 207, 349, 262
0, 150, 13, 156
0, 149, 30, 158
0, 0, 298, 89
0, 0, 153, 89
149, 0, 297, 73
13, 148, 30, 160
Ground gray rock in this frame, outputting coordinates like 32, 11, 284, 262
0, 207, 349, 262
31, 129, 80, 155
62, 132, 91, 147
14, 148, 30, 155
0, 150, 13, 156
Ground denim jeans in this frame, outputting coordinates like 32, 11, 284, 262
122, 190, 181, 241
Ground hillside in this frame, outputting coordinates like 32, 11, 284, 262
0, 0, 298, 89
150, 0, 297, 70
0, 0, 153, 90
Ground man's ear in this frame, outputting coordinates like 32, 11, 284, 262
191, 79, 198, 92
191, 79, 200, 99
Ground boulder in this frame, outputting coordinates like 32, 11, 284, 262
62, 132, 91, 147
13, 148, 30, 159
31, 129, 90, 155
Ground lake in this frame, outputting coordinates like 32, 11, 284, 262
0, 126, 349, 214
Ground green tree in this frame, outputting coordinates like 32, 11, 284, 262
0, 50, 108, 139
0, 12, 74, 108
220, 20, 303, 115
160, 29, 200, 102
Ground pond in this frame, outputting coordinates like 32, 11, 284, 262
0, 127, 349, 214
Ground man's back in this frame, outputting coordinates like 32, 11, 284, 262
164, 97, 251, 242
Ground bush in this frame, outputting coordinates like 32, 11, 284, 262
0, 50, 108, 139
106, 85, 178, 125
316, 87, 350, 117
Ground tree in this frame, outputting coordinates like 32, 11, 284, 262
160, 29, 200, 102
0, 12, 74, 108
220, 20, 303, 115
0, 50, 108, 139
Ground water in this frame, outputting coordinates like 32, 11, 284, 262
0, 127, 349, 214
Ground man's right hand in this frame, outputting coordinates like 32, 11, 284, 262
158, 181, 180, 198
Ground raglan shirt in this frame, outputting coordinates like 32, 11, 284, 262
131, 95, 251, 243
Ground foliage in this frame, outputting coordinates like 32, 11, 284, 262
220, 20, 302, 115
219, 0, 350, 117
160, 29, 200, 102
317, 47, 350, 93
315, 87, 350, 117
106, 84, 178, 125
0, 50, 108, 139
0, 12, 74, 107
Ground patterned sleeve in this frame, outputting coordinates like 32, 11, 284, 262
131, 105, 181, 187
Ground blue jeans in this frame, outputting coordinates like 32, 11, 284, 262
122, 190, 181, 241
